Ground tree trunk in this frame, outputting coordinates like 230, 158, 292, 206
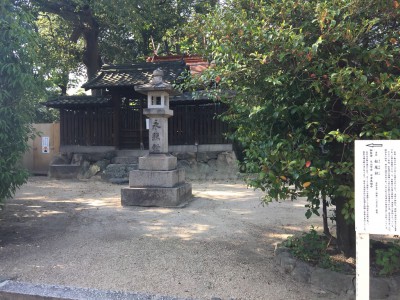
80, 7, 101, 80
33, 2, 102, 92
322, 195, 331, 237
334, 196, 356, 257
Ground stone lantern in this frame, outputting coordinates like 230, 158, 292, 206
121, 69, 192, 207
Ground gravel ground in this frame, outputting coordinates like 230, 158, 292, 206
0, 177, 339, 300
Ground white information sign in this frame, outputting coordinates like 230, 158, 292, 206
42, 136, 50, 154
355, 140, 400, 234
355, 140, 400, 300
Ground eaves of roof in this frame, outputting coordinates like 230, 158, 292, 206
82, 61, 188, 90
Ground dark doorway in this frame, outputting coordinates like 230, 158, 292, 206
119, 98, 148, 149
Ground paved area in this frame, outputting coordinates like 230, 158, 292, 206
0, 177, 337, 299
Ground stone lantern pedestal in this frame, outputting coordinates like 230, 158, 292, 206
121, 69, 192, 207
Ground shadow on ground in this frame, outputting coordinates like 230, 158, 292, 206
0, 176, 332, 300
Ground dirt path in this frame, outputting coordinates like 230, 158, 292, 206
0, 177, 338, 300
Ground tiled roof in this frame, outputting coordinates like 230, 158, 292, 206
82, 61, 187, 90
147, 55, 209, 76
43, 96, 112, 108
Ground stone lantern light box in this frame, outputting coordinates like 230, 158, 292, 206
121, 68, 192, 207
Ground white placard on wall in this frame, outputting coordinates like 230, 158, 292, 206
42, 136, 50, 154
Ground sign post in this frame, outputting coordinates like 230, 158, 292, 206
355, 140, 400, 299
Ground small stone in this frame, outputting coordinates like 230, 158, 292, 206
370, 277, 390, 299
280, 256, 296, 273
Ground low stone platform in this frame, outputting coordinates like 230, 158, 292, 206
128, 169, 185, 188
121, 183, 192, 207
274, 244, 400, 299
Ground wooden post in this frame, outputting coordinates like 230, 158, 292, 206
112, 93, 120, 149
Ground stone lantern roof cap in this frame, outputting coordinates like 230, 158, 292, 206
135, 68, 180, 95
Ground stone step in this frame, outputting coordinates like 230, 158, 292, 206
112, 156, 139, 164
115, 150, 149, 157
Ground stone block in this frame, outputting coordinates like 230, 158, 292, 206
102, 164, 127, 179
370, 277, 390, 299
77, 161, 90, 179
311, 268, 354, 295
121, 183, 192, 207
71, 154, 85, 165
80, 159, 110, 179
197, 151, 219, 162
198, 144, 232, 152
291, 261, 311, 283
49, 155, 69, 165
175, 152, 196, 160
48, 165, 81, 179
112, 156, 139, 164
85, 151, 115, 162
138, 154, 177, 171
129, 169, 185, 188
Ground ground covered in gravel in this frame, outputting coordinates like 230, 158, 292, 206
0, 177, 339, 300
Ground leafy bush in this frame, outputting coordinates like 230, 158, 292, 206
283, 227, 338, 270
0, 2, 38, 206
182, 0, 400, 257
375, 242, 400, 276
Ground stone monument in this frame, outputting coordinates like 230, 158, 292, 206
121, 69, 192, 207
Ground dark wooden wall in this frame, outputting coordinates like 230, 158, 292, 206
169, 102, 229, 145
60, 102, 229, 148
60, 107, 114, 146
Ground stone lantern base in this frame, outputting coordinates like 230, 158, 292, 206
121, 155, 192, 207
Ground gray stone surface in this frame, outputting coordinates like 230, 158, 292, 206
129, 169, 185, 188
196, 152, 219, 163
310, 268, 354, 295
198, 144, 232, 152
369, 277, 390, 299
121, 183, 192, 207
102, 164, 137, 182
112, 156, 138, 164
291, 261, 311, 283
85, 151, 116, 162
79, 159, 110, 179
139, 155, 177, 171
0, 280, 190, 300
177, 151, 238, 181
48, 165, 81, 179
109, 178, 129, 184
274, 244, 400, 299
174, 152, 196, 161
71, 154, 85, 165
55, 145, 238, 182
60, 145, 116, 154
77, 161, 91, 179
49, 155, 69, 165
146, 117, 170, 154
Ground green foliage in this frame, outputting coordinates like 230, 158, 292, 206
0, 1, 38, 206
283, 227, 338, 270
182, 0, 400, 255
375, 242, 400, 276
29, 0, 217, 101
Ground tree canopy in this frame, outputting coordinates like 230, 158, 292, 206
31, 0, 218, 89
182, 0, 400, 256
